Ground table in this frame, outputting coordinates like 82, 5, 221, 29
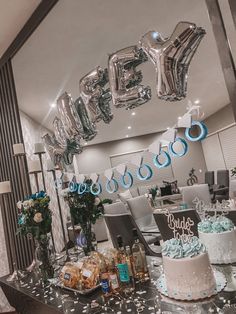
1, 258, 236, 313
154, 194, 183, 209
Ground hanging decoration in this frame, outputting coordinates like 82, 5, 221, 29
185, 120, 208, 141
139, 22, 206, 101
108, 45, 151, 109
54, 101, 208, 195
44, 21, 205, 168
80, 66, 113, 124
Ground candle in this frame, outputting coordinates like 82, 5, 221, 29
13, 143, 25, 155
46, 159, 55, 171
28, 160, 42, 173
0, 181, 11, 194
34, 143, 45, 154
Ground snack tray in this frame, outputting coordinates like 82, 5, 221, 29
49, 278, 100, 295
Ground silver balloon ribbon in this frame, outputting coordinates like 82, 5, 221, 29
57, 92, 84, 139
74, 96, 97, 141
140, 22, 206, 101
80, 66, 113, 124
108, 45, 151, 109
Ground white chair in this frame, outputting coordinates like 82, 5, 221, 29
181, 184, 211, 208
127, 196, 159, 233
104, 202, 160, 247
104, 201, 129, 215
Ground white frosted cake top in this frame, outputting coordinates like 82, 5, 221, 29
161, 237, 206, 259
198, 216, 234, 233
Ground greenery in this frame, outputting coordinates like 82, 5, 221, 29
17, 191, 52, 240
63, 179, 112, 253
149, 185, 159, 200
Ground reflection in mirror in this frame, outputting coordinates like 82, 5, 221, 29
10, 1, 236, 298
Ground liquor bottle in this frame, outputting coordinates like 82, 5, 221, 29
99, 259, 111, 296
125, 245, 135, 291
116, 235, 134, 293
108, 258, 120, 292
132, 228, 149, 281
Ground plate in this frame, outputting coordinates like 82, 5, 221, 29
49, 278, 100, 295
156, 270, 226, 301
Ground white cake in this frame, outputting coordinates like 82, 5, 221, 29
198, 217, 236, 264
161, 237, 217, 300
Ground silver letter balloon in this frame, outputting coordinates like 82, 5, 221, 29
45, 22, 205, 167
140, 21, 206, 101
108, 45, 151, 109
80, 66, 113, 124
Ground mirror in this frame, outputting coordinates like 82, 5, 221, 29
11, 0, 235, 252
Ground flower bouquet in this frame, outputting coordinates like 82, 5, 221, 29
17, 191, 54, 281
63, 179, 111, 255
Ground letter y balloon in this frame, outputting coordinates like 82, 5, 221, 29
140, 21, 206, 101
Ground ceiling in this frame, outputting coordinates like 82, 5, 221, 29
0, 0, 40, 57
12, 0, 234, 145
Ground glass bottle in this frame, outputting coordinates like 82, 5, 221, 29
108, 258, 120, 292
125, 245, 135, 291
99, 259, 111, 296
132, 228, 149, 281
116, 235, 134, 293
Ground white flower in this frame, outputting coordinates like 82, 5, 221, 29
33, 212, 43, 223
28, 199, 34, 207
17, 201, 23, 210
23, 200, 32, 210
94, 197, 101, 206
144, 193, 149, 198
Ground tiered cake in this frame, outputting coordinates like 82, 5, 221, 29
198, 216, 236, 264
161, 237, 217, 300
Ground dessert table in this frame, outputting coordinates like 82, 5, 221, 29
1, 258, 236, 313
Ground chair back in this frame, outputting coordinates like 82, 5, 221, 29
217, 170, 229, 187
153, 209, 201, 241
104, 201, 129, 215
127, 196, 156, 229
104, 213, 160, 256
205, 171, 214, 186
181, 184, 211, 208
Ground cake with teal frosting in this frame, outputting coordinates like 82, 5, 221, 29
161, 236, 216, 300
198, 216, 236, 264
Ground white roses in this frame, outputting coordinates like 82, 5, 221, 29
33, 212, 43, 223
22, 199, 34, 210
94, 197, 101, 206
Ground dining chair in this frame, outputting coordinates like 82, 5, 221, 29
153, 209, 201, 241
104, 201, 129, 215
213, 170, 229, 202
104, 212, 161, 256
127, 195, 159, 234
181, 184, 211, 208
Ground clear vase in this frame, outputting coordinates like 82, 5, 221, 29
35, 234, 54, 282
76, 222, 96, 256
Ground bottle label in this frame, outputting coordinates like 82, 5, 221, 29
82, 268, 92, 278
117, 263, 129, 282
101, 278, 110, 294
64, 273, 71, 281
109, 273, 119, 289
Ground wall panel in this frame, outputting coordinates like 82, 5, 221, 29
0, 60, 33, 270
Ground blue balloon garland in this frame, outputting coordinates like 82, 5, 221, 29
136, 164, 153, 181
153, 150, 171, 169
106, 178, 119, 194
169, 137, 188, 157
185, 120, 208, 142
120, 171, 133, 189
